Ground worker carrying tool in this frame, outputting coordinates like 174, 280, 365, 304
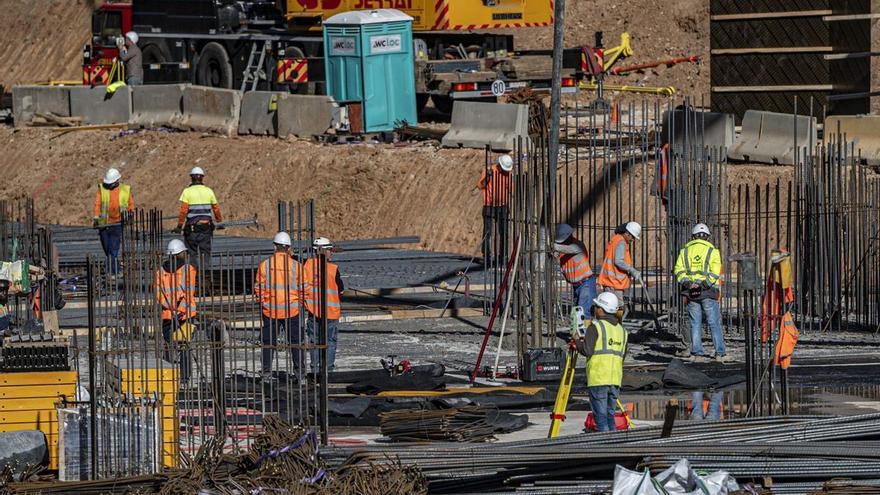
477, 154, 513, 266
175, 167, 223, 266
598, 222, 642, 304
674, 223, 727, 363
303, 237, 344, 374
255, 232, 303, 377
117, 31, 143, 86
155, 239, 197, 383
92, 167, 134, 274
554, 223, 596, 313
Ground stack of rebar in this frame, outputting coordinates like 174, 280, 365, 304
379, 407, 500, 442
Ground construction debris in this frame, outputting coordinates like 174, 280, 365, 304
379, 406, 528, 442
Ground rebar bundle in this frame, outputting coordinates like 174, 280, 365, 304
379, 407, 500, 442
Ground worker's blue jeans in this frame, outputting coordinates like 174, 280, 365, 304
307, 317, 339, 373
98, 225, 123, 274
688, 298, 725, 356
261, 314, 303, 375
588, 385, 620, 432
690, 391, 723, 421
0, 315, 8, 333
573, 277, 596, 314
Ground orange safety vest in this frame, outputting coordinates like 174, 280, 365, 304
155, 264, 197, 321
302, 258, 341, 320
598, 234, 632, 290
559, 247, 592, 285
774, 311, 799, 369
651, 144, 669, 205
255, 252, 302, 319
477, 164, 511, 207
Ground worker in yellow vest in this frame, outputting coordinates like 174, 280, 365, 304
303, 237, 344, 373
92, 168, 134, 273
597, 222, 642, 304
554, 223, 595, 313
174, 167, 223, 266
574, 292, 628, 432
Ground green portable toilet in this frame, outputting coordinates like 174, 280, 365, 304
323, 9, 417, 133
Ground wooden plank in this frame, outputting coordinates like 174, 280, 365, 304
712, 84, 833, 92
710, 10, 832, 21
823, 13, 880, 21
711, 47, 834, 55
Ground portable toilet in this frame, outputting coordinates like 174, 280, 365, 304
323, 9, 417, 133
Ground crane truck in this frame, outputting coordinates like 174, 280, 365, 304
83, 0, 584, 113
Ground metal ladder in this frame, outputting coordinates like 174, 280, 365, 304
240, 41, 268, 92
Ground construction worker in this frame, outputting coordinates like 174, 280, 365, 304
477, 154, 513, 265
689, 391, 723, 421
597, 222, 642, 303
155, 239, 196, 383
118, 31, 143, 86
303, 237, 344, 373
554, 223, 595, 313
175, 167, 223, 266
574, 292, 627, 433
255, 232, 303, 376
0, 276, 9, 335
674, 223, 727, 362
92, 168, 134, 274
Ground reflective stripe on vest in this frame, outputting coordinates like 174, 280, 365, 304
98, 184, 131, 225
597, 234, 631, 290
180, 185, 217, 220
674, 240, 720, 283
156, 264, 197, 320
257, 254, 301, 318
560, 251, 591, 284
587, 319, 627, 387
303, 258, 341, 319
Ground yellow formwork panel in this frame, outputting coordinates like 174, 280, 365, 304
120, 367, 179, 469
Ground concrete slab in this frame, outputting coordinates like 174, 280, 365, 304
729, 110, 817, 165
179, 86, 242, 136
130, 84, 187, 128
68, 86, 132, 125
661, 109, 735, 158
238, 91, 285, 136
441, 101, 529, 152
12, 85, 71, 126
825, 115, 880, 166
275, 94, 336, 138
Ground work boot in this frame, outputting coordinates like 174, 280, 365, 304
689, 354, 710, 363
715, 354, 733, 364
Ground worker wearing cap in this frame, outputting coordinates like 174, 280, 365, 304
303, 237, 344, 373
598, 222, 642, 304
554, 223, 595, 313
255, 232, 304, 376
154, 239, 197, 383
674, 223, 726, 363
477, 155, 513, 265
93, 167, 134, 274
175, 167, 223, 265
574, 292, 627, 433
118, 31, 143, 86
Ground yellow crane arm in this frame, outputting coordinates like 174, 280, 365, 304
602, 32, 633, 72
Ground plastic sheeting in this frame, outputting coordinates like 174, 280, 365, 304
613, 459, 739, 495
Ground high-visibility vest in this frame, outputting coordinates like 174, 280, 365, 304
97, 184, 131, 225
302, 258, 341, 320
255, 252, 302, 319
0, 305, 7, 318
179, 184, 219, 223
774, 311, 799, 369
155, 263, 197, 321
598, 234, 631, 290
673, 239, 722, 286
587, 319, 627, 387
477, 164, 511, 207
560, 249, 592, 285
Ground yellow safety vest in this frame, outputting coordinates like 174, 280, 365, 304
587, 319, 627, 387
98, 184, 131, 225
179, 185, 218, 222
673, 239, 722, 285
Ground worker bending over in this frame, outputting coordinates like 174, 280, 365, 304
477, 155, 513, 265
175, 167, 222, 266
303, 237, 344, 373
674, 223, 727, 362
155, 239, 196, 383
575, 292, 627, 433
554, 223, 595, 313
598, 222, 642, 304
255, 232, 303, 377
93, 168, 134, 274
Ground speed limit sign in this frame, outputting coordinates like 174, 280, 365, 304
491, 79, 507, 97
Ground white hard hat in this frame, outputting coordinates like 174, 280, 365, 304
190, 166, 205, 176
166, 239, 187, 255
692, 223, 710, 237
554, 223, 573, 243
273, 232, 291, 246
125, 31, 139, 44
625, 221, 642, 240
313, 237, 332, 248
103, 168, 121, 184
593, 292, 620, 313
497, 154, 514, 172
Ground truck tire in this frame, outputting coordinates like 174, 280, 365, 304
142, 43, 169, 64
196, 42, 233, 89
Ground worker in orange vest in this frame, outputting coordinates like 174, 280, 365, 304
303, 237, 344, 373
477, 155, 513, 265
554, 223, 595, 313
597, 222, 642, 304
254, 232, 303, 376
92, 168, 134, 274
155, 239, 197, 383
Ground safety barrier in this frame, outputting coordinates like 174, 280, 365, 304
825, 115, 880, 166
275, 94, 337, 138
441, 101, 529, 152
12, 86, 72, 126
130, 84, 188, 128
729, 110, 817, 165
238, 91, 285, 136
662, 109, 735, 158
68, 86, 132, 125
178, 86, 242, 136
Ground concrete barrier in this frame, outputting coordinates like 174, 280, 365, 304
729, 110, 817, 165
12, 85, 71, 126
825, 115, 880, 166
441, 101, 529, 152
238, 91, 286, 136
179, 86, 242, 136
661, 109, 735, 158
276, 94, 337, 138
130, 84, 188, 128
68, 86, 132, 125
